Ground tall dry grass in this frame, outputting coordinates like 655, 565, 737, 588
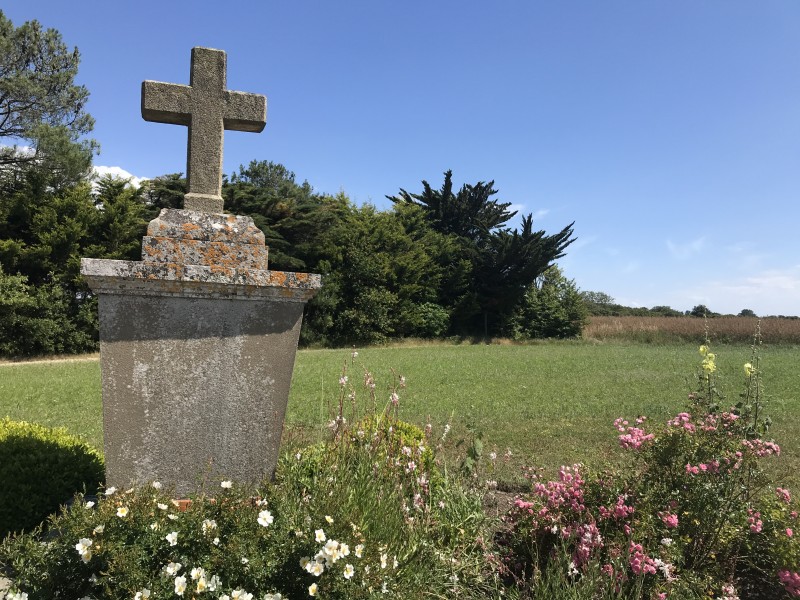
584, 315, 800, 344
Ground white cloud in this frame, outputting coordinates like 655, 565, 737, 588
92, 165, 149, 189
677, 265, 800, 316
0, 143, 35, 157
530, 209, 550, 221
666, 236, 706, 260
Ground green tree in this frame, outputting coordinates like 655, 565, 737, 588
389, 171, 575, 336
307, 203, 445, 345
0, 10, 96, 187
738, 308, 757, 318
87, 176, 148, 260
224, 161, 348, 272
689, 304, 713, 318
511, 265, 587, 339
140, 173, 186, 215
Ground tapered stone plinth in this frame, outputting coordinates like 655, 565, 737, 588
81, 209, 320, 496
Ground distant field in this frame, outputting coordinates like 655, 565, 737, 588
1, 341, 798, 486
585, 315, 800, 344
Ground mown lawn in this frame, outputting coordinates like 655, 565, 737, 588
2, 341, 798, 485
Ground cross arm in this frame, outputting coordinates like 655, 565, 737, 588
142, 81, 193, 126
224, 91, 267, 132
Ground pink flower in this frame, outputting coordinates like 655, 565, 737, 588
628, 541, 657, 575
778, 570, 800, 596
787, 528, 794, 537
661, 513, 679, 529
747, 510, 763, 533
777, 487, 792, 503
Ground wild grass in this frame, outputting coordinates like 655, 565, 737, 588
2, 340, 798, 487
585, 315, 800, 344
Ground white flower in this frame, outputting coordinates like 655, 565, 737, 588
149, 522, 159, 531
300, 556, 311, 569
567, 560, 579, 576
325, 515, 334, 524
231, 590, 253, 600
315, 528, 326, 543
105, 486, 117, 496
6, 592, 30, 600
343, 563, 355, 579
380, 553, 388, 569
93, 524, 104, 535
323, 539, 341, 562
165, 531, 178, 546
195, 577, 207, 593
174, 575, 187, 596
339, 542, 350, 557
157, 503, 168, 510
310, 560, 325, 576
134, 590, 151, 600
75, 537, 93, 563
212, 537, 220, 546
164, 561, 182, 576
308, 582, 318, 596
116, 506, 129, 518
355, 544, 364, 558
257, 510, 274, 527
661, 537, 673, 546
84, 501, 95, 509
167, 513, 179, 521
207, 574, 221, 591
241, 557, 249, 565
152, 481, 162, 489
202, 518, 217, 534
221, 480, 233, 489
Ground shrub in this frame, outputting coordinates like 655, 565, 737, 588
0, 418, 104, 538
511, 266, 587, 339
0, 365, 498, 599
499, 334, 800, 598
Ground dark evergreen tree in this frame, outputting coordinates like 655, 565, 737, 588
389, 171, 576, 336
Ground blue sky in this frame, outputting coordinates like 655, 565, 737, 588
6, 1, 800, 316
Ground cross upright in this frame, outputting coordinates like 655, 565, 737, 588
142, 47, 266, 213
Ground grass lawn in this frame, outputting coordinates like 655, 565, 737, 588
2, 341, 798, 486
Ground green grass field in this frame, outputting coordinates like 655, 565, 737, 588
2, 341, 798, 485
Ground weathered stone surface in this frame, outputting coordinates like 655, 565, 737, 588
96, 293, 304, 496
141, 238, 268, 270
146, 209, 265, 244
81, 258, 320, 301
142, 47, 266, 213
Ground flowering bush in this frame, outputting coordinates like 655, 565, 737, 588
0, 365, 499, 599
499, 337, 800, 599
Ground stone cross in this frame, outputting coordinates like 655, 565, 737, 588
142, 47, 267, 213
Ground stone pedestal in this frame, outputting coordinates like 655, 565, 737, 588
81, 209, 320, 496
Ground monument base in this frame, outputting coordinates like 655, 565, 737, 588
81, 209, 320, 496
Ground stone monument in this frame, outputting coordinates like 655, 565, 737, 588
81, 47, 321, 496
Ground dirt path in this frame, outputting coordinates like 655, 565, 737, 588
0, 354, 99, 367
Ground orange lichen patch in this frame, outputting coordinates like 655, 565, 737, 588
209, 264, 235, 276
180, 222, 203, 238
269, 271, 288, 286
